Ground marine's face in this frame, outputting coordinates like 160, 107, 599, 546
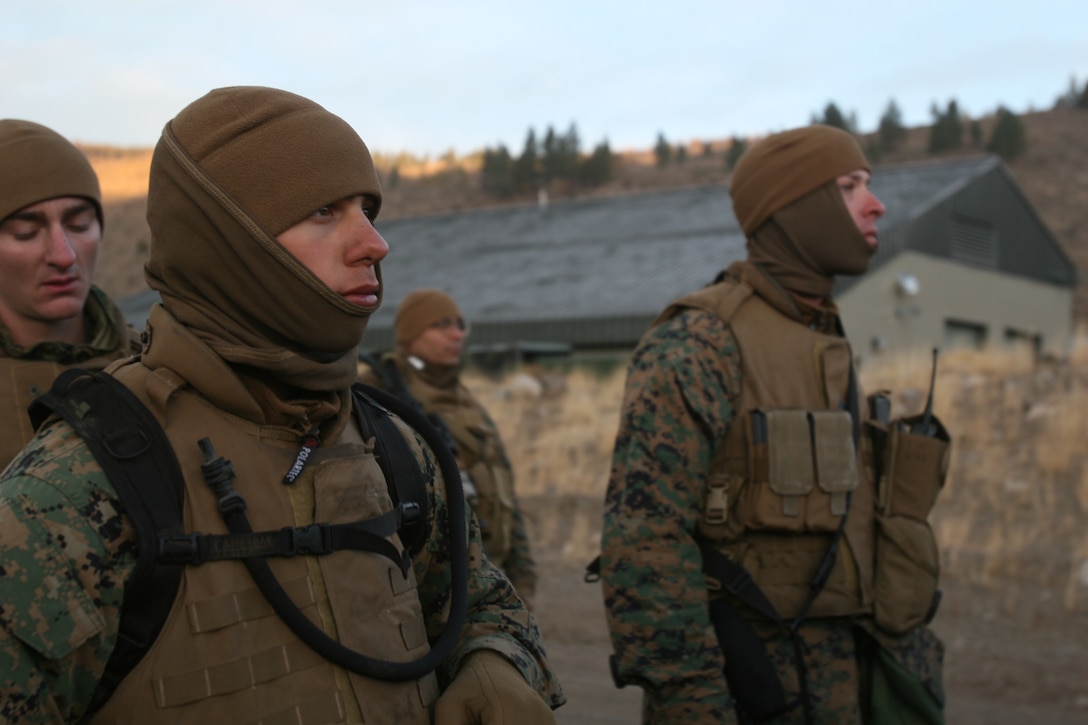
275, 194, 388, 309
837, 169, 886, 249
0, 196, 100, 346
407, 316, 467, 367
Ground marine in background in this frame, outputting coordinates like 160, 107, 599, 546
0, 119, 140, 468
360, 289, 539, 607
0, 86, 563, 724
598, 125, 950, 724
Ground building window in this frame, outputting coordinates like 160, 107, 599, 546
950, 214, 998, 268
944, 318, 988, 350
1004, 328, 1042, 357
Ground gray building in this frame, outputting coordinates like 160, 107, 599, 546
119, 154, 1078, 363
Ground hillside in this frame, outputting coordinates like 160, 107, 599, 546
87, 107, 1088, 318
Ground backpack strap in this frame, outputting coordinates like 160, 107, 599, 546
359, 352, 459, 457
351, 383, 430, 558
27, 368, 186, 715
26, 369, 468, 693
191, 381, 468, 681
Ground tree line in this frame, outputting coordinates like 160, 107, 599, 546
479, 124, 612, 199
416, 74, 1088, 203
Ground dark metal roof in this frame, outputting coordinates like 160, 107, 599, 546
118, 154, 1076, 351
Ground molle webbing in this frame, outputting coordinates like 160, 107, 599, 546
27, 370, 444, 716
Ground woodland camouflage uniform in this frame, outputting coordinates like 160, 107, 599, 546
0, 86, 563, 723
599, 126, 948, 724
0, 380, 561, 722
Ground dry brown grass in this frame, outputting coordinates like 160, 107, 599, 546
470, 338, 1088, 610
83, 146, 152, 202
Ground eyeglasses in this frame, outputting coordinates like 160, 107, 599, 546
431, 316, 469, 333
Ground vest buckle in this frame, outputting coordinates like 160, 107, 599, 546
288, 524, 331, 556
159, 533, 200, 565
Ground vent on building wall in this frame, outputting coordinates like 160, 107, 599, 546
950, 214, 998, 268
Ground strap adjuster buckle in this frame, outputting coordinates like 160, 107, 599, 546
287, 524, 331, 556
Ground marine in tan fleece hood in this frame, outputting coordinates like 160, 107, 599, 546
145, 86, 383, 392
730, 125, 873, 299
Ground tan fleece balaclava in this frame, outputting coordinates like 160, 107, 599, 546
730, 125, 873, 298
395, 289, 462, 350
0, 119, 102, 226
145, 86, 382, 392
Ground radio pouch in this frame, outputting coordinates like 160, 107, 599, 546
871, 414, 950, 634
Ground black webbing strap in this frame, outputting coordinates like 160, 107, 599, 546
352, 383, 430, 558
699, 356, 863, 724
192, 383, 469, 682
358, 353, 458, 457
157, 509, 413, 574
28, 368, 186, 716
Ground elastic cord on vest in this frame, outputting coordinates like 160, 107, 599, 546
197, 388, 469, 681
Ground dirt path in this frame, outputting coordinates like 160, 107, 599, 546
524, 495, 1088, 723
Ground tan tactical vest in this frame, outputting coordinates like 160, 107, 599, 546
661, 267, 876, 620
0, 335, 140, 470
400, 364, 516, 563
90, 359, 437, 725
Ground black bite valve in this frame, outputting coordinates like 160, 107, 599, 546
198, 437, 247, 515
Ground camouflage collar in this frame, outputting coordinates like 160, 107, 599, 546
0, 286, 125, 363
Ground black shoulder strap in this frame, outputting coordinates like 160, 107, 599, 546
28, 368, 186, 714
351, 383, 431, 557
359, 353, 459, 457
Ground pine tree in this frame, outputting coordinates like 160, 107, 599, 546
969, 119, 983, 147
878, 99, 907, 153
654, 132, 671, 167
580, 139, 613, 188
987, 106, 1027, 161
864, 136, 883, 164
481, 145, 514, 197
816, 102, 851, 131
1077, 79, 1088, 110
557, 123, 581, 185
928, 99, 964, 154
675, 144, 687, 165
541, 126, 559, 184
512, 128, 539, 194
725, 136, 747, 170
1055, 75, 1081, 109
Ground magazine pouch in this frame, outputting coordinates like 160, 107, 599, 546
742, 409, 857, 534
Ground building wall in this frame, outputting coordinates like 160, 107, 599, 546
840, 250, 1074, 362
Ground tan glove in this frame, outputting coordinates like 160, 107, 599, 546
434, 650, 556, 724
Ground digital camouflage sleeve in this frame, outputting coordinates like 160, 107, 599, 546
0, 415, 563, 723
0, 423, 137, 724
600, 308, 742, 724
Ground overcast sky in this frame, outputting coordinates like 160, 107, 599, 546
4, 1, 1086, 157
